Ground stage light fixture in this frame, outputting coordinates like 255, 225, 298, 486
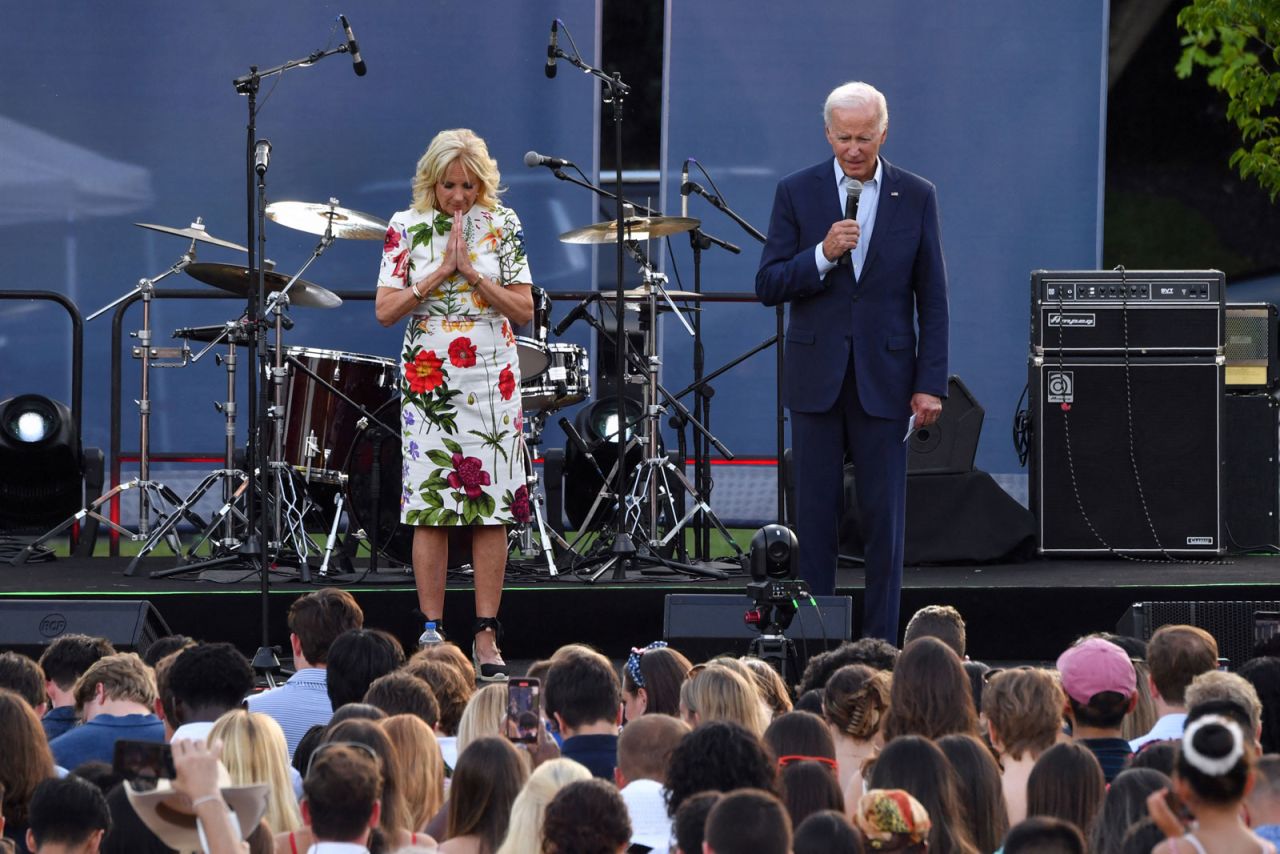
0, 394, 85, 532
562, 395, 653, 531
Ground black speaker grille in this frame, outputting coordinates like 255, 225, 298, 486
1120, 600, 1280, 668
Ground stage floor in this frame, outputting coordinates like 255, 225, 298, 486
2, 550, 1277, 663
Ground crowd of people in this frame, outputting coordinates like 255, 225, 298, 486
1, 591, 1279, 854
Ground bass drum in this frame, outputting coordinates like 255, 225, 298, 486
343, 398, 472, 569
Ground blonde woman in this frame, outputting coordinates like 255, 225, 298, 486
376, 128, 537, 683
822, 664, 890, 803
382, 714, 446, 833
456, 683, 508, 758
494, 758, 591, 854
680, 663, 767, 737
209, 708, 301, 834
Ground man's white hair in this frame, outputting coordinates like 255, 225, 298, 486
823, 81, 888, 132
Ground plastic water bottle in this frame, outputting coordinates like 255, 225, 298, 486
418, 621, 444, 649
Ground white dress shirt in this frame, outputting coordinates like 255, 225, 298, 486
814, 156, 883, 281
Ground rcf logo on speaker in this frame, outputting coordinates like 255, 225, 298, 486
1047, 313, 1096, 328
1047, 371, 1074, 403
38, 614, 67, 638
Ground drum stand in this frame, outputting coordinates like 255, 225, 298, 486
508, 412, 573, 576
16, 241, 211, 567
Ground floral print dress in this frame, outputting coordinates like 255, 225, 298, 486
377, 203, 533, 527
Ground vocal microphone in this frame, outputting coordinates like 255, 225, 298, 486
843, 178, 863, 266
338, 15, 367, 76
560, 417, 606, 481
254, 140, 272, 176
552, 294, 596, 337
680, 159, 691, 218
545, 19, 559, 78
524, 150, 575, 170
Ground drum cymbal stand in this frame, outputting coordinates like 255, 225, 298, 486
508, 410, 574, 576
17, 239, 210, 568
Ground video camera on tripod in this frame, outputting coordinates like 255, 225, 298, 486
742, 524, 807, 683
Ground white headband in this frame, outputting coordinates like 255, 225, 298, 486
1182, 714, 1245, 776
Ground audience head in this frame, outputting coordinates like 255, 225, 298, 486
852, 789, 931, 854
1186, 670, 1263, 749
288, 587, 364, 667
866, 734, 976, 854
903, 604, 966, 658
881, 637, 977, 742
1174, 713, 1253, 806
0, 689, 56, 827
1120, 818, 1167, 854
330, 702, 387, 724
937, 733, 1009, 854
497, 758, 591, 854
962, 660, 991, 713
1026, 742, 1106, 839
1128, 740, 1178, 776
740, 657, 793, 719
457, 682, 509, 757
543, 648, 621, 735
1057, 637, 1137, 731
792, 810, 863, 854
681, 663, 766, 736
798, 638, 899, 695
1146, 624, 1219, 707
0, 652, 46, 712
325, 628, 405, 710
983, 667, 1064, 761
448, 737, 528, 854
823, 664, 890, 743
139, 634, 195, 668
380, 714, 444, 835
621, 642, 692, 720
1089, 767, 1171, 854
1003, 816, 1086, 854
540, 778, 631, 854
793, 688, 825, 716
672, 791, 721, 854
1246, 754, 1280, 825
26, 775, 111, 854
1238, 656, 1280, 754
37, 634, 114, 696
764, 710, 837, 766
302, 743, 382, 845
1123, 658, 1158, 742
325, 717, 410, 839
404, 655, 472, 736
72, 652, 156, 714
411, 639, 476, 685
209, 708, 301, 834
664, 721, 777, 818
779, 760, 843, 827
362, 670, 439, 728
616, 713, 689, 786
703, 788, 791, 854
166, 642, 254, 724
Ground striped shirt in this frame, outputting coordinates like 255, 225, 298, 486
246, 667, 332, 759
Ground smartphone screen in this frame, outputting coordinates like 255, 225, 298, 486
113, 739, 175, 786
507, 678, 541, 744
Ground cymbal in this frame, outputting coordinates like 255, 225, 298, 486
619, 286, 705, 302
265, 201, 388, 240
135, 220, 247, 252
559, 216, 700, 245
185, 263, 342, 309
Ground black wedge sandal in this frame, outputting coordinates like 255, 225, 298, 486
472, 617, 509, 683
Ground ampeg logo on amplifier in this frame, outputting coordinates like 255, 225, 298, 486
1046, 371, 1073, 403
1047, 313, 1096, 328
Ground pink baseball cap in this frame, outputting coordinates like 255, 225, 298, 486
1056, 637, 1137, 704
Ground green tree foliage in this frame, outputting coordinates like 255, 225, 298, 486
1177, 0, 1280, 199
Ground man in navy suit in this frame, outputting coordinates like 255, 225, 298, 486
756, 81, 949, 643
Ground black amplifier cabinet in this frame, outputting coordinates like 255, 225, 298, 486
1030, 356, 1224, 555
1031, 270, 1225, 354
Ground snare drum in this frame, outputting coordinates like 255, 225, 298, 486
279, 346, 398, 484
520, 343, 590, 412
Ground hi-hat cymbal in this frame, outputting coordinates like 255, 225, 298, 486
559, 216, 700, 245
135, 220, 247, 252
619, 286, 705, 302
265, 201, 388, 240
185, 263, 342, 309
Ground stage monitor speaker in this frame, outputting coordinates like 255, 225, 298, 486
1116, 600, 1278, 670
1224, 394, 1279, 552
0, 599, 171, 659
907, 375, 983, 475
1225, 303, 1279, 390
1031, 357, 1223, 554
663, 593, 852, 664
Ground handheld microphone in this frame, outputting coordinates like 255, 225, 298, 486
681, 159, 691, 218
552, 294, 595, 336
338, 15, 367, 76
843, 179, 863, 266
524, 151, 575, 170
545, 20, 559, 78
254, 140, 272, 176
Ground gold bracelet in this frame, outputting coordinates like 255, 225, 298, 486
410, 281, 426, 303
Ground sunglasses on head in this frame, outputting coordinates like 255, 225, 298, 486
305, 740, 380, 778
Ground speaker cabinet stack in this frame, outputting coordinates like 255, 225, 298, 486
1029, 270, 1226, 555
